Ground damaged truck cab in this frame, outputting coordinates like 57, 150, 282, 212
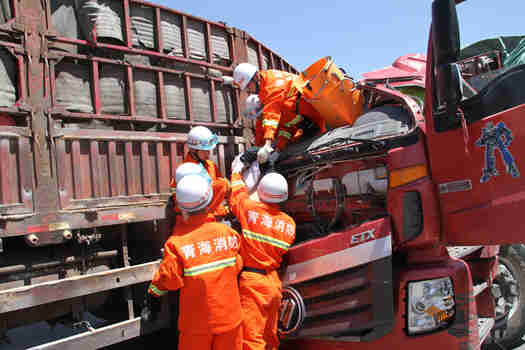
276, 1, 525, 349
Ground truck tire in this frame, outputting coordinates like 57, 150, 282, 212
490, 244, 525, 348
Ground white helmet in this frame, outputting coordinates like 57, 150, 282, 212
243, 94, 263, 120
233, 63, 258, 90
257, 172, 288, 203
175, 162, 211, 184
187, 126, 218, 151
176, 174, 213, 212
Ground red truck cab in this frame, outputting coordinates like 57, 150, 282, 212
275, 1, 525, 349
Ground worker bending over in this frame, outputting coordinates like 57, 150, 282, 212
229, 156, 296, 350
233, 63, 325, 163
145, 173, 243, 350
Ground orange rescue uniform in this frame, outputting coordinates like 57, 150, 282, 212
149, 212, 243, 350
229, 172, 296, 350
169, 153, 231, 218
255, 70, 326, 151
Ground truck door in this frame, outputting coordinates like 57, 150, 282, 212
425, 0, 525, 245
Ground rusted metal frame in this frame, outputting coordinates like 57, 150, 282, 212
124, 141, 136, 195
53, 51, 224, 82
123, 0, 133, 48
257, 42, 264, 69
140, 141, 153, 194
185, 74, 193, 122
269, 52, 275, 69
156, 142, 168, 193
0, 139, 10, 204
89, 140, 102, 198
91, 60, 101, 114
155, 7, 163, 52
121, 224, 135, 319
55, 137, 71, 209
25, 317, 145, 350
55, 128, 181, 141
15, 55, 27, 107
0, 260, 160, 313
64, 192, 165, 208
50, 110, 233, 128
126, 66, 136, 117
108, 141, 119, 197
0, 205, 167, 237
0, 250, 118, 281
206, 22, 213, 65
9, 0, 16, 18
210, 79, 218, 123
53, 37, 234, 74
181, 15, 190, 59
157, 71, 166, 120
71, 140, 81, 200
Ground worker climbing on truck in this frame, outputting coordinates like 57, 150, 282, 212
233, 62, 326, 163
145, 173, 244, 350
229, 155, 296, 350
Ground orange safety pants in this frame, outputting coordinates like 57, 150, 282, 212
239, 270, 282, 350
178, 324, 243, 350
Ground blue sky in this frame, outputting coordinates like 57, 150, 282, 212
158, 1, 525, 79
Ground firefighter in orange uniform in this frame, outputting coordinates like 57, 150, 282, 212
229, 156, 296, 350
169, 126, 231, 219
234, 63, 326, 163
145, 173, 243, 350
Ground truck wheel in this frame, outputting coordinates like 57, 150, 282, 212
490, 245, 525, 348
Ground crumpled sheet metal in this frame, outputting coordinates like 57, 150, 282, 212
214, 86, 233, 124
75, 0, 124, 43
0, 0, 11, 24
51, 0, 79, 39
186, 19, 206, 60
210, 27, 230, 65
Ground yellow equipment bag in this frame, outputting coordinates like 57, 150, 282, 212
294, 56, 363, 128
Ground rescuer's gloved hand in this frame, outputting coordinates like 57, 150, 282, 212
232, 154, 246, 174
257, 143, 274, 164
141, 289, 162, 323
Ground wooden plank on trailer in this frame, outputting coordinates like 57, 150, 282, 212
89, 140, 102, 198
157, 142, 170, 193
0, 261, 160, 313
27, 317, 141, 350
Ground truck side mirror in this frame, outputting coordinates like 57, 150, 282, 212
432, 0, 461, 112
432, 0, 460, 66
435, 62, 462, 112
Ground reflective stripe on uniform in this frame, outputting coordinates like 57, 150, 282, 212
242, 229, 290, 251
183, 257, 237, 276
277, 130, 292, 139
262, 119, 279, 128
283, 114, 303, 127
231, 180, 245, 188
149, 283, 167, 297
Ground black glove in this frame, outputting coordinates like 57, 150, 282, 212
240, 147, 259, 165
141, 291, 162, 322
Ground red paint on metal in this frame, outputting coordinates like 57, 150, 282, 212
287, 218, 391, 265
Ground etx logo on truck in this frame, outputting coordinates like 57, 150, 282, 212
351, 228, 376, 244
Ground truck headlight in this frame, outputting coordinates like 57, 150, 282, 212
407, 277, 455, 335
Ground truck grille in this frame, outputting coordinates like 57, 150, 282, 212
282, 256, 394, 341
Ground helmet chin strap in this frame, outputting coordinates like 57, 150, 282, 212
190, 150, 204, 164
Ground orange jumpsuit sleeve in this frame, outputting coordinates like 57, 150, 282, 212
148, 237, 184, 297
229, 172, 249, 219
259, 73, 286, 142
